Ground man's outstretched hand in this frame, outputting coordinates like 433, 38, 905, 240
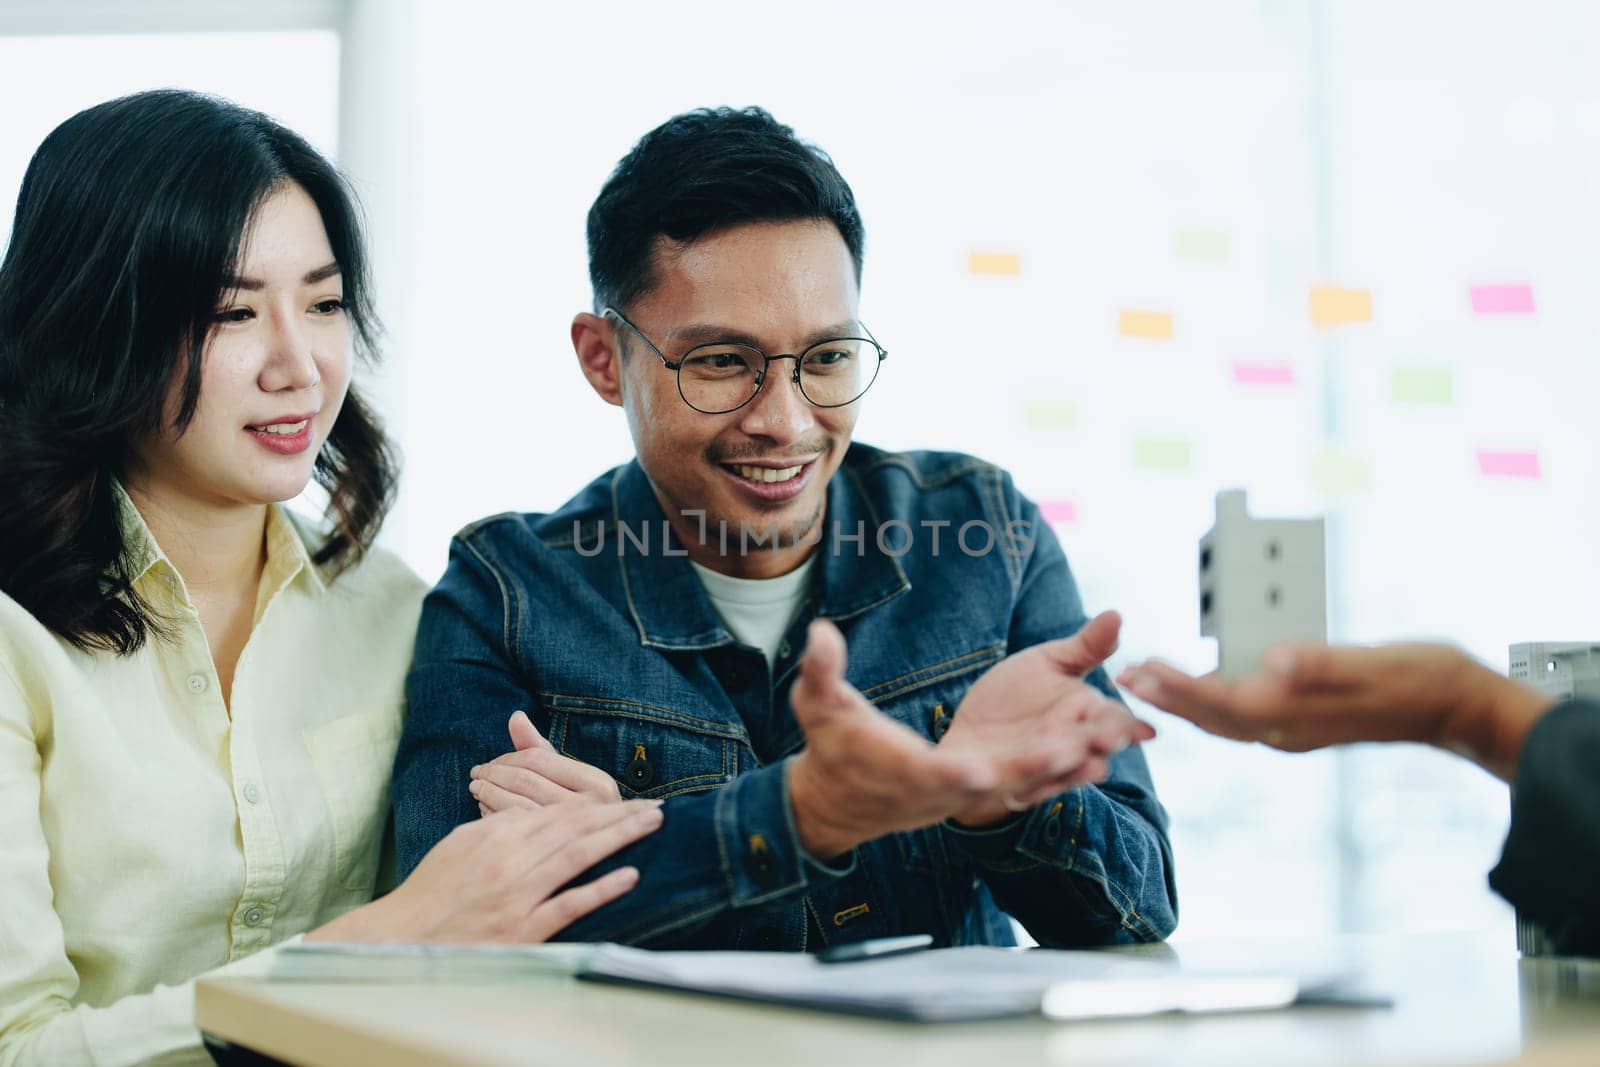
788, 613, 1155, 858
941, 611, 1155, 826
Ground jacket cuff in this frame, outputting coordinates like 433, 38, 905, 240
714, 760, 855, 908
943, 793, 1087, 870
940, 810, 1031, 862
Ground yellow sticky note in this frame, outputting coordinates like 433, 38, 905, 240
1119, 310, 1174, 340
1311, 447, 1372, 497
1309, 286, 1373, 328
968, 252, 1021, 276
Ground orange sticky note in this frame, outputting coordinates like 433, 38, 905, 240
1309, 285, 1373, 328
1119, 310, 1174, 340
968, 252, 1021, 276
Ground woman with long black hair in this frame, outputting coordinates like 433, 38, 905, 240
0, 90, 663, 1065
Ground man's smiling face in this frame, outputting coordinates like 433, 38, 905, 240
613, 219, 864, 577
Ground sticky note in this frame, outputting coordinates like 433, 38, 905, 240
1391, 367, 1454, 404
968, 252, 1021, 276
1021, 400, 1080, 431
1119, 310, 1174, 340
1311, 448, 1371, 496
1038, 499, 1077, 525
1174, 227, 1231, 262
1232, 361, 1295, 386
1469, 284, 1535, 315
1477, 449, 1542, 479
1133, 437, 1192, 471
1309, 285, 1373, 328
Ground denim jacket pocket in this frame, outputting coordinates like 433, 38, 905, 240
542, 694, 739, 800
859, 649, 1003, 739
857, 654, 1003, 873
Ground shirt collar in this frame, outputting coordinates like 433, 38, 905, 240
264, 503, 327, 596
113, 481, 165, 587
611, 451, 909, 651
811, 455, 912, 623
113, 481, 326, 601
612, 461, 730, 651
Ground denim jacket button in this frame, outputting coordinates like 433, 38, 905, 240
1043, 814, 1063, 843
930, 703, 951, 741
746, 834, 777, 885
625, 757, 654, 788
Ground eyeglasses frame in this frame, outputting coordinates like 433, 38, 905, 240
601, 306, 888, 415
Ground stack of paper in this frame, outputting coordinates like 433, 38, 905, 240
578, 945, 1378, 1023
269, 942, 596, 983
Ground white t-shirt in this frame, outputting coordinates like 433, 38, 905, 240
691, 556, 817, 669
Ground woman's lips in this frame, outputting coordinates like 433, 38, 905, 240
245, 416, 314, 455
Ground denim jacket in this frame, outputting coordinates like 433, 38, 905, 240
393, 443, 1178, 950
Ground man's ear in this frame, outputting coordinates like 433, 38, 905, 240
572, 312, 624, 407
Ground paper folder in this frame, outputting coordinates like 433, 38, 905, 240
577, 944, 1385, 1023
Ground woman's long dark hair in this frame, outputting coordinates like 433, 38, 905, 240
0, 90, 398, 654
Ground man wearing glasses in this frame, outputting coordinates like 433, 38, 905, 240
393, 108, 1177, 950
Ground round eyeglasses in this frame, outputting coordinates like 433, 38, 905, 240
604, 307, 887, 415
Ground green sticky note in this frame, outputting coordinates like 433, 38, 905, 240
1022, 400, 1080, 431
1173, 227, 1231, 263
1392, 366, 1454, 404
1134, 437, 1192, 471
1311, 448, 1371, 496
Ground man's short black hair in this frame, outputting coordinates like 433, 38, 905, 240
587, 106, 865, 313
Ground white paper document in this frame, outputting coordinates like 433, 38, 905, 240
270, 941, 597, 983
578, 945, 1379, 1023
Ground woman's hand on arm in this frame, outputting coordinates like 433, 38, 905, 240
469, 710, 624, 816
306, 800, 662, 944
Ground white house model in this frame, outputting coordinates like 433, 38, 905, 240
1509, 642, 1600, 702
1199, 489, 1327, 679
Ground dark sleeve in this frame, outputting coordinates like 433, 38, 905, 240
392, 532, 854, 945
938, 484, 1179, 947
391, 535, 535, 880
1487, 699, 1600, 957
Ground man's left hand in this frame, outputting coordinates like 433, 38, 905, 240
941, 611, 1156, 826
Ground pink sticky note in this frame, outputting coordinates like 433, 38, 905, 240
1232, 361, 1295, 386
1038, 499, 1077, 525
1477, 449, 1542, 479
1469, 284, 1535, 315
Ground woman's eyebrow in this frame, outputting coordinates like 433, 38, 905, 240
303, 261, 342, 284
222, 261, 342, 291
